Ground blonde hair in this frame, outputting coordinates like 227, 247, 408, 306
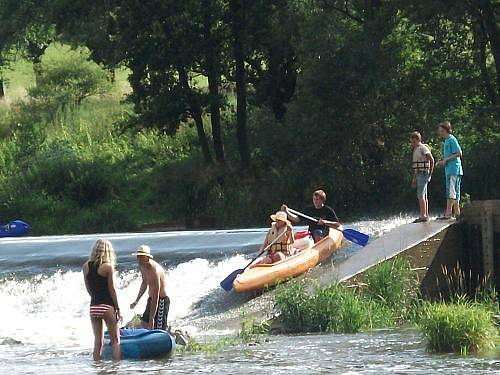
89, 239, 116, 267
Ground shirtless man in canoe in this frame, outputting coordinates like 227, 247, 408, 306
130, 245, 170, 330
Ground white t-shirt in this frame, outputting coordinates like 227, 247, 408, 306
412, 143, 431, 172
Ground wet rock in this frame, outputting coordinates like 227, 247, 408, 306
1, 337, 23, 346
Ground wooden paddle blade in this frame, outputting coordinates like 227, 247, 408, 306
220, 269, 244, 292
342, 229, 369, 246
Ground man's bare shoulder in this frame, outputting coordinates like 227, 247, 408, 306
152, 260, 166, 274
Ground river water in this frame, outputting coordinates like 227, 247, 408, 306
1, 216, 498, 374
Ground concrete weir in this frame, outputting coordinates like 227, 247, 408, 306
326, 220, 452, 285
321, 199, 500, 298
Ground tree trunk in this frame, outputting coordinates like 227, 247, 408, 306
27, 42, 48, 86
203, 0, 225, 165
477, 0, 500, 98
472, 15, 498, 105
0, 78, 4, 99
178, 67, 213, 164
230, 0, 251, 169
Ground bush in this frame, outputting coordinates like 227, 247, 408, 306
0, 104, 12, 138
27, 45, 112, 121
419, 301, 497, 354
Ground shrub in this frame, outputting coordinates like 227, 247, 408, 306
0, 104, 12, 138
27, 45, 112, 121
419, 301, 497, 355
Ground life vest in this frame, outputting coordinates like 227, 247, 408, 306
267, 223, 294, 254
412, 144, 431, 172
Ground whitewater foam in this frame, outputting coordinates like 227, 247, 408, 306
0, 254, 251, 349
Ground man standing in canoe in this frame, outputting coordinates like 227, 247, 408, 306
130, 245, 170, 330
283, 189, 340, 243
410, 131, 434, 223
437, 121, 464, 220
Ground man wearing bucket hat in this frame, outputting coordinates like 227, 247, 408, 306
252, 211, 295, 266
130, 245, 170, 330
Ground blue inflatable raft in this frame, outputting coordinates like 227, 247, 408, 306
103, 329, 175, 360
0, 220, 30, 238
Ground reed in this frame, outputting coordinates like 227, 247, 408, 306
177, 336, 240, 354
239, 313, 270, 343
275, 281, 370, 334
362, 257, 418, 320
419, 300, 497, 355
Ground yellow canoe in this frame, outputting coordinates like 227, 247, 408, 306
233, 228, 344, 293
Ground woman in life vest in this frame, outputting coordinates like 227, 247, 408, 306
254, 211, 295, 266
82, 239, 121, 361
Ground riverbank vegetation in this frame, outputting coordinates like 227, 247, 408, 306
419, 300, 497, 355
0, 1, 499, 234
273, 258, 499, 355
275, 258, 420, 333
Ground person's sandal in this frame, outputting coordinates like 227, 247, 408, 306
436, 216, 451, 220
412, 217, 426, 223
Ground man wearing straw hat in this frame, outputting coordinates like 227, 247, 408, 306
252, 211, 295, 267
130, 245, 169, 330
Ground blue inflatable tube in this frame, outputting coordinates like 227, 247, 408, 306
0, 220, 30, 238
103, 329, 175, 360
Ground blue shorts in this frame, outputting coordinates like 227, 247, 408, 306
445, 174, 462, 201
416, 172, 430, 199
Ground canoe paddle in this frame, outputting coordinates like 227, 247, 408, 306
220, 230, 287, 292
287, 208, 369, 247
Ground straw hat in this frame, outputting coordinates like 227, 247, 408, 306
132, 245, 153, 259
270, 211, 291, 226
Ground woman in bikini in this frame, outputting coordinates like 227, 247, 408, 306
82, 239, 121, 361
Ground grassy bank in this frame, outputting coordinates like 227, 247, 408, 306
273, 258, 499, 355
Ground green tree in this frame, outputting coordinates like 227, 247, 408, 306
27, 46, 112, 114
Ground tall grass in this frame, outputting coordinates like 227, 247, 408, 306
274, 257, 420, 334
362, 257, 419, 321
419, 300, 497, 355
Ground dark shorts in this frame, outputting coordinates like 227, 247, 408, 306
141, 296, 170, 330
311, 227, 329, 239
